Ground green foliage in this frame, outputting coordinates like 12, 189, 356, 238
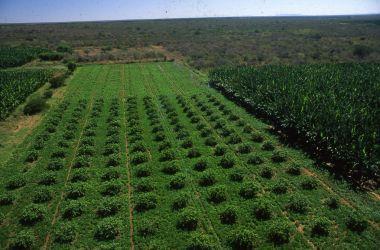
187, 233, 215, 250
346, 212, 368, 233
268, 220, 292, 245
9, 230, 35, 250
220, 153, 236, 168
50, 73, 67, 88
96, 198, 121, 217
177, 209, 199, 231
6, 176, 26, 190
210, 63, 380, 182
0, 46, 47, 68
260, 167, 273, 179
239, 182, 259, 199
208, 185, 227, 204
172, 193, 190, 210
66, 183, 86, 199
135, 194, 157, 212
62, 200, 86, 219
19, 204, 46, 225
219, 206, 237, 224
23, 95, 47, 115
286, 195, 310, 214
39, 51, 64, 61
54, 223, 77, 243
170, 173, 186, 190
311, 217, 330, 236
253, 200, 272, 220
162, 161, 180, 175
137, 219, 159, 237
301, 177, 318, 190
94, 218, 121, 240
198, 172, 216, 187
0, 193, 15, 206
353, 45, 372, 58
227, 228, 258, 249
32, 188, 52, 203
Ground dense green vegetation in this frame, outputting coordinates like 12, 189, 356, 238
210, 63, 380, 185
0, 68, 59, 120
0, 62, 378, 249
1, 16, 379, 69
0, 47, 47, 68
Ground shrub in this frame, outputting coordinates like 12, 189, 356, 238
311, 217, 330, 236
229, 171, 244, 182
38, 173, 56, 185
0, 193, 15, 206
6, 176, 26, 190
220, 154, 235, 168
131, 142, 146, 153
62, 201, 86, 219
94, 218, 121, 241
325, 197, 339, 209
172, 193, 190, 210
23, 96, 47, 115
135, 166, 151, 178
170, 174, 186, 190
107, 154, 120, 167
251, 133, 264, 143
220, 206, 237, 225
54, 222, 77, 243
346, 212, 368, 233
239, 182, 259, 199
187, 233, 215, 250
214, 144, 227, 156
73, 156, 90, 168
187, 148, 201, 158
287, 164, 301, 175
236, 143, 252, 154
247, 155, 263, 165
67, 62, 77, 72
208, 186, 227, 204
71, 169, 90, 182
101, 170, 120, 181
194, 160, 207, 172
154, 131, 166, 141
137, 219, 159, 237
253, 200, 272, 220
205, 137, 217, 147
97, 198, 121, 217
243, 125, 253, 133
272, 181, 288, 194
20, 204, 46, 225
227, 228, 257, 249
286, 195, 310, 214
353, 44, 373, 58
158, 141, 171, 152
57, 43, 73, 53
25, 150, 38, 163
262, 141, 275, 151
200, 128, 212, 137
49, 73, 66, 88
103, 144, 119, 156
101, 182, 122, 196
10, 230, 35, 250
135, 180, 154, 192
32, 188, 52, 203
131, 152, 148, 165
66, 184, 86, 200
177, 209, 198, 231
39, 51, 64, 61
162, 162, 180, 175
182, 139, 193, 149
198, 172, 216, 187
160, 149, 176, 162
268, 220, 292, 245
260, 167, 273, 179
134, 194, 157, 212
271, 151, 287, 163
301, 177, 318, 190
47, 159, 65, 171
51, 150, 66, 158
228, 134, 242, 144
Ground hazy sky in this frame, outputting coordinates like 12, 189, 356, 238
1, 0, 379, 23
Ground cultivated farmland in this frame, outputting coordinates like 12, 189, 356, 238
0, 62, 379, 249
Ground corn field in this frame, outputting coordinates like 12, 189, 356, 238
0, 68, 54, 120
0, 47, 47, 68
209, 63, 380, 183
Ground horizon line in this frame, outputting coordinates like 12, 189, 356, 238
1, 13, 380, 25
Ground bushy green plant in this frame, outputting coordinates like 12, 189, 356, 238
219, 206, 238, 225
253, 200, 272, 220
187, 148, 201, 158
268, 220, 292, 245
62, 200, 86, 219
214, 144, 227, 156
229, 171, 244, 182
32, 188, 52, 203
262, 141, 275, 151
23, 95, 47, 115
247, 155, 263, 165
135, 165, 151, 178
25, 150, 38, 163
131, 152, 148, 165
325, 197, 339, 209
19, 204, 46, 225
170, 174, 186, 190
260, 167, 273, 179
194, 159, 207, 172
135, 179, 155, 192
220, 154, 236, 168
101, 170, 120, 181
97, 198, 121, 217
101, 182, 122, 196
160, 149, 176, 162
71, 169, 90, 182
38, 173, 56, 185
187, 233, 215, 250
6, 176, 26, 190
0, 193, 15, 206
286, 195, 310, 214
272, 181, 288, 194
177, 209, 198, 231
311, 217, 330, 236
208, 185, 227, 204
346, 212, 368, 233
227, 228, 257, 249
172, 193, 190, 211
287, 164, 301, 175
54, 222, 77, 243
137, 219, 159, 237
236, 143, 252, 154
94, 218, 121, 240
10, 230, 35, 250
135, 194, 157, 212
47, 159, 65, 171
198, 172, 216, 187
271, 150, 287, 163
162, 161, 180, 175
239, 182, 259, 199
66, 184, 86, 199
301, 177, 318, 190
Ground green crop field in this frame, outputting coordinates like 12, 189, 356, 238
0, 62, 379, 249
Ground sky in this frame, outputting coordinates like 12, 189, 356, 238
0, 0, 379, 23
